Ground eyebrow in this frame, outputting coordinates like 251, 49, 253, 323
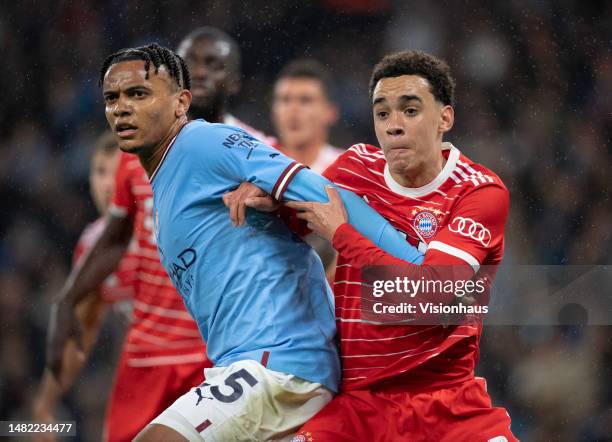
103, 84, 151, 95
373, 94, 423, 105
398, 94, 423, 104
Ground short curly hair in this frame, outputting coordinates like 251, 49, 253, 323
369, 50, 455, 106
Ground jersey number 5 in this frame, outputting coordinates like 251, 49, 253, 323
210, 369, 259, 403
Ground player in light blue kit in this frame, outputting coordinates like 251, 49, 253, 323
100, 44, 423, 442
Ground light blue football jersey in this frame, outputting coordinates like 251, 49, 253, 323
150, 120, 423, 392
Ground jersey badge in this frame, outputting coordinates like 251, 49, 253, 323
413, 210, 439, 239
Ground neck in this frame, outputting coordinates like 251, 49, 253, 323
282, 138, 326, 167
139, 116, 188, 177
391, 148, 446, 188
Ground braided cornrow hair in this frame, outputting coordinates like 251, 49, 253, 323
99, 43, 191, 90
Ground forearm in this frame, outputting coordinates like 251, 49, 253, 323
61, 216, 132, 306
283, 170, 423, 264
36, 296, 106, 412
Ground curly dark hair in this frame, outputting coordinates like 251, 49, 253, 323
99, 43, 190, 90
369, 50, 455, 106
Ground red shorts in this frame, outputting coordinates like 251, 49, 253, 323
294, 377, 517, 442
103, 352, 211, 442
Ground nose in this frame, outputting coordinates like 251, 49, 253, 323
386, 112, 405, 137
113, 95, 132, 117
190, 62, 208, 81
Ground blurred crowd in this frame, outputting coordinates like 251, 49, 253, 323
0, 1, 610, 440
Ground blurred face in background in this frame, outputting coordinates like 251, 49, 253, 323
372, 74, 453, 182
178, 36, 239, 120
90, 149, 119, 215
103, 60, 190, 155
272, 77, 338, 150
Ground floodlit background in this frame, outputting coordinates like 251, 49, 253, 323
1, 1, 610, 440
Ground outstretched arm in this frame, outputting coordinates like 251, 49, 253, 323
287, 183, 509, 314
35, 294, 108, 442
202, 125, 423, 263
46, 215, 132, 381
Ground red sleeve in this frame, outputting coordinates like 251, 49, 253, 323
109, 152, 136, 218
278, 206, 311, 238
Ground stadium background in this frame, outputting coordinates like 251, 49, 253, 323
0, 1, 610, 440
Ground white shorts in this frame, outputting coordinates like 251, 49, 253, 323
149, 359, 332, 441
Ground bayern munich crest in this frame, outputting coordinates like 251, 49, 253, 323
413, 210, 439, 238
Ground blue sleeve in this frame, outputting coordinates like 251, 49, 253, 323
199, 124, 299, 193
283, 169, 424, 264
199, 124, 423, 264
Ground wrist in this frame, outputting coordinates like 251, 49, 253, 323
331, 223, 354, 250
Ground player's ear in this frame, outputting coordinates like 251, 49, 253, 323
176, 89, 192, 118
439, 105, 454, 134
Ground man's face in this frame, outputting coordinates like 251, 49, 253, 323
90, 150, 119, 215
103, 60, 184, 154
372, 75, 453, 177
178, 37, 238, 115
272, 77, 337, 149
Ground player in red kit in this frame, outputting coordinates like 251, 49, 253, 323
226, 50, 517, 441
33, 132, 136, 440
289, 50, 517, 442
46, 28, 271, 441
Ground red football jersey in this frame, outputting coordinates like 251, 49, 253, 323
323, 142, 509, 391
109, 153, 206, 367
73, 217, 137, 303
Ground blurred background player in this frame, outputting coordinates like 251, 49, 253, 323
33, 132, 136, 441
272, 59, 342, 173
46, 26, 272, 442
178, 26, 273, 142
272, 59, 343, 276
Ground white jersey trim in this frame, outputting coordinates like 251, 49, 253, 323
149, 125, 186, 182
108, 203, 128, 218
383, 142, 460, 197
428, 240, 480, 272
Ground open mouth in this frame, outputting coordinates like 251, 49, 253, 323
116, 122, 138, 138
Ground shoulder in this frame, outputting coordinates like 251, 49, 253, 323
224, 114, 276, 145
345, 143, 385, 158
180, 120, 257, 152
334, 143, 385, 171
323, 143, 385, 183
450, 156, 509, 220
335, 143, 385, 166
452, 149, 507, 193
